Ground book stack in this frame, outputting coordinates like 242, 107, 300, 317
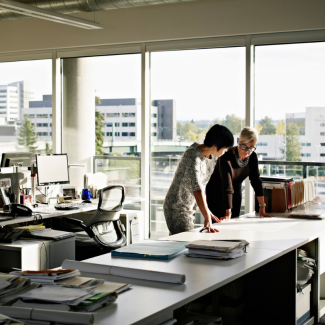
0, 273, 39, 306
185, 240, 249, 260
10, 269, 81, 285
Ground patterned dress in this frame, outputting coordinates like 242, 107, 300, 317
163, 142, 216, 235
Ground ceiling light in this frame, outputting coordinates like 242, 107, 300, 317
0, 0, 103, 29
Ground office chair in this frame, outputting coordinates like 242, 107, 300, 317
63, 185, 126, 261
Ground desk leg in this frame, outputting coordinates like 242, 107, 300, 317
244, 249, 297, 325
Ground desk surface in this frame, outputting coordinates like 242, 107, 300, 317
77, 213, 325, 325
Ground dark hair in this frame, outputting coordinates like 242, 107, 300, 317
204, 124, 234, 149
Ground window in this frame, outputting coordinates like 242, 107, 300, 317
150, 47, 245, 238
321, 143, 325, 146
0, 59, 52, 154
89, 53, 141, 208
50, 114, 52, 118
37, 123, 42, 127
106, 113, 119, 118
257, 142, 267, 146
129, 123, 135, 127
38, 132, 48, 136
130, 132, 136, 136
129, 113, 135, 117
37, 114, 42, 118
43, 114, 48, 118
122, 123, 128, 127
106, 132, 112, 136
255, 43, 325, 163
105, 123, 113, 127
321, 153, 325, 157
50, 123, 52, 127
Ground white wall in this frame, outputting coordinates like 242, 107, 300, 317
1, 0, 325, 53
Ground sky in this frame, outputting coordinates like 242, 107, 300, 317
1, 41, 325, 122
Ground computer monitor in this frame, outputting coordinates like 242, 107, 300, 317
1, 152, 35, 168
36, 154, 70, 186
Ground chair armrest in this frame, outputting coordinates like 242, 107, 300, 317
62, 217, 95, 238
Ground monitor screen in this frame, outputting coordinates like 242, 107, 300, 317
1, 152, 35, 167
36, 154, 70, 186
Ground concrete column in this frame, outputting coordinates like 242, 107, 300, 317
62, 58, 95, 190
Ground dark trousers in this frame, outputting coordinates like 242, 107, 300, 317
207, 187, 242, 219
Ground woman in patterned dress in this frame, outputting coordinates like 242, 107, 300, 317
163, 124, 234, 235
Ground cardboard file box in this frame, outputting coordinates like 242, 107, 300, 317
296, 283, 311, 325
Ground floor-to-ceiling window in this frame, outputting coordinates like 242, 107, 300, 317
0, 59, 52, 157
73, 54, 142, 207
255, 42, 325, 200
149, 47, 245, 238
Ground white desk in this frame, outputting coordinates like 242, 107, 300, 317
75, 213, 325, 325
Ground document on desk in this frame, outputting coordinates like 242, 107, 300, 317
111, 240, 187, 260
212, 218, 301, 233
62, 259, 186, 284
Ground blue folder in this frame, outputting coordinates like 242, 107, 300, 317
111, 241, 187, 260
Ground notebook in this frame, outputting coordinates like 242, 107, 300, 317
28, 229, 76, 240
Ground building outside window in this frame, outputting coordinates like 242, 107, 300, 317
129, 123, 135, 127
122, 123, 128, 127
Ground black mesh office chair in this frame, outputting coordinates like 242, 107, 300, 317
63, 185, 126, 261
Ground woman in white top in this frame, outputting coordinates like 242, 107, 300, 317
163, 124, 234, 235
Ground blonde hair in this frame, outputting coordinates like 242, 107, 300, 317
239, 127, 258, 143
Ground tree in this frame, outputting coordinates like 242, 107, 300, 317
259, 116, 276, 135
280, 123, 302, 161
222, 114, 243, 134
45, 142, 52, 154
95, 96, 105, 155
276, 120, 285, 135
17, 115, 38, 152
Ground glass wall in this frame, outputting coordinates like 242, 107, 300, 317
150, 47, 245, 238
92, 54, 141, 207
0, 59, 52, 156
255, 42, 325, 200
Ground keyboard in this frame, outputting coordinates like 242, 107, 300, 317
54, 202, 93, 210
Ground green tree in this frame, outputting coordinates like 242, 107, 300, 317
176, 122, 184, 137
17, 115, 38, 152
259, 116, 276, 135
95, 96, 105, 155
45, 142, 52, 154
276, 120, 285, 135
280, 123, 302, 161
222, 114, 243, 134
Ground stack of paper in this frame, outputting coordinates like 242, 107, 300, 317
9, 269, 81, 285
17, 285, 118, 313
185, 240, 248, 260
0, 273, 39, 306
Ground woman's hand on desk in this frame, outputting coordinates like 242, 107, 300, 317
200, 214, 220, 233
259, 206, 274, 218
220, 209, 232, 222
